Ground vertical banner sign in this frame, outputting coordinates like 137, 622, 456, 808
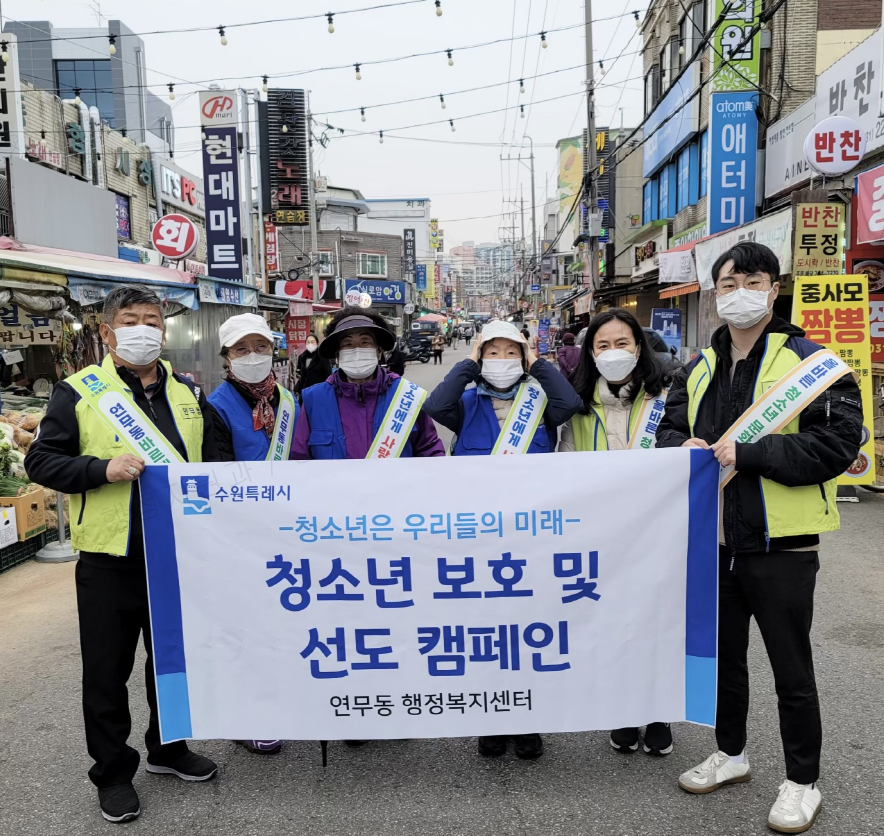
855, 162, 884, 245
404, 229, 416, 279
870, 291, 884, 361
538, 319, 550, 355
793, 204, 844, 276
429, 219, 440, 250
285, 314, 310, 355
260, 90, 310, 228
792, 276, 877, 484
651, 308, 683, 354
708, 92, 758, 234
415, 264, 427, 291
0, 34, 25, 160
199, 91, 244, 282
593, 128, 611, 244
711, 0, 761, 93
264, 221, 279, 275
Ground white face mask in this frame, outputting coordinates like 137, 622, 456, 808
716, 287, 772, 329
110, 325, 163, 366
230, 352, 273, 384
481, 358, 524, 390
594, 348, 639, 382
338, 347, 378, 380
305, 342, 318, 353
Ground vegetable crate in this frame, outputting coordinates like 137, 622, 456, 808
0, 525, 70, 575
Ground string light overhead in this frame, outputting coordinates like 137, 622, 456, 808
598, 60, 605, 76
440, 94, 446, 109
634, 11, 641, 27
108, 34, 116, 55
435, 0, 443, 16
168, 83, 175, 100
262, 75, 269, 93
360, 107, 366, 122
379, 130, 384, 144
282, 123, 289, 133
447, 49, 454, 67
449, 119, 455, 132
219, 26, 228, 46
74, 88, 81, 105
355, 63, 362, 80
519, 78, 525, 94
540, 31, 548, 49
327, 14, 335, 33
520, 104, 525, 118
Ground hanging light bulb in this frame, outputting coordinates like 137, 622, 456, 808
201, 131, 207, 140
447, 49, 454, 67
598, 61, 605, 77
262, 75, 269, 93
355, 63, 362, 80
435, 0, 442, 16
282, 123, 288, 133
108, 35, 116, 56
74, 88, 81, 105
360, 107, 366, 122
440, 94, 446, 110
121, 128, 128, 142
0, 42, 9, 64
520, 104, 525, 119
679, 43, 685, 55
633, 10, 641, 28
327, 13, 335, 33
40, 129, 46, 140
168, 83, 175, 101
379, 131, 384, 144
449, 119, 455, 133
219, 26, 228, 46
540, 32, 548, 49
519, 78, 525, 94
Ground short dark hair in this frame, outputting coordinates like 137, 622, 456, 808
711, 241, 780, 286
570, 308, 668, 407
103, 285, 164, 326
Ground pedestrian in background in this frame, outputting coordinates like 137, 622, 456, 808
451, 328, 460, 350
432, 332, 445, 365
423, 320, 582, 761
558, 308, 673, 758
295, 333, 332, 400
25, 285, 220, 825
556, 331, 581, 381
657, 242, 863, 834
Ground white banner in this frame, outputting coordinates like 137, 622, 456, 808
141, 451, 719, 742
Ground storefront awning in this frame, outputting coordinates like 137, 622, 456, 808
68, 276, 198, 310
659, 281, 700, 299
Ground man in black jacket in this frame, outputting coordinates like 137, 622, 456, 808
657, 242, 862, 834
26, 286, 223, 825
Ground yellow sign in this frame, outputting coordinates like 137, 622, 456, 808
429, 218, 440, 250
423, 262, 435, 298
792, 275, 876, 484
793, 204, 844, 276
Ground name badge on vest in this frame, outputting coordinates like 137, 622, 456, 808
717, 348, 853, 488
627, 389, 669, 450
68, 367, 185, 465
491, 378, 548, 456
365, 378, 428, 460
267, 386, 297, 461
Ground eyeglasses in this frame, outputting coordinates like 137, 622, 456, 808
230, 343, 272, 358
716, 276, 771, 296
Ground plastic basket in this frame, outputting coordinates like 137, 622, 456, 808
0, 526, 71, 575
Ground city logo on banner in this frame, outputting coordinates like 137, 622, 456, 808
181, 476, 212, 516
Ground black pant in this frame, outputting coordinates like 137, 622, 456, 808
433, 349, 443, 364
76, 554, 188, 788
716, 547, 821, 784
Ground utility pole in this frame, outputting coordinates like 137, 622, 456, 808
306, 91, 320, 307
584, 0, 599, 291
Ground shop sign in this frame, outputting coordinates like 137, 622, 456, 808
66, 122, 85, 156
854, 163, 884, 244
285, 315, 310, 354
0, 34, 25, 159
711, 0, 761, 93
115, 148, 130, 176
708, 91, 758, 235
632, 238, 661, 277
184, 259, 207, 277
151, 213, 200, 260
0, 304, 60, 346
264, 221, 279, 274
871, 293, 884, 360
793, 204, 844, 276
273, 279, 329, 301
201, 126, 244, 281
415, 264, 427, 291
792, 275, 876, 484
345, 279, 406, 306
429, 218, 440, 250
138, 160, 153, 187
659, 249, 697, 284
643, 62, 700, 178
25, 137, 62, 169
198, 279, 258, 307
574, 292, 593, 316
115, 193, 131, 240
803, 116, 865, 176
404, 229, 416, 276
765, 98, 814, 198
199, 91, 237, 127
260, 89, 309, 227
668, 221, 708, 249
160, 163, 205, 213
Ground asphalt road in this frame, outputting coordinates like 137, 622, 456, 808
1, 352, 882, 836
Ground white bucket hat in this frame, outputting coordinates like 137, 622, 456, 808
218, 313, 273, 348
477, 320, 529, 349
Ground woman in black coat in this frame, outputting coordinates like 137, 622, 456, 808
294, 333, 332, 399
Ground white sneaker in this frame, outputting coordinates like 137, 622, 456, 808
767, 780, 822, 833
678, 750, 751, 794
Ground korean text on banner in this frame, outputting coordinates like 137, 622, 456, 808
711, 0, 761, 93
793, 204, 844, 276
708, 92, 758, 235
791, 276, 876, 484
140, 451, 720, 743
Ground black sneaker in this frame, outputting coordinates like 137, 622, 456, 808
146, 750, 217, 781
512, 733, 544, 760
610, 727, 640, 753
98, 782, 140, 823
477, 735, 508, 757
343, 740, 368, 747
643, 722, 673, 755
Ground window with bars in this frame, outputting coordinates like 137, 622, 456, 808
357, 253, 387, 277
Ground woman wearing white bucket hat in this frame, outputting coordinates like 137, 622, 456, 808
423, 318, 582, 760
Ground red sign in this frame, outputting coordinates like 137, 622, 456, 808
273, 280, 327, 301
855, 163, 884, 245
285, 315, 311, 354
804, 116, 866, 176
264, 221, 279, 274
151, 214, 200, 260
201, 95, 234, 121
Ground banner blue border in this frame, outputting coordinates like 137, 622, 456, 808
685, 450, 719, 725
141, 466, 192, 740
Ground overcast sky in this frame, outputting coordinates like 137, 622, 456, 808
4, 0, 646, 247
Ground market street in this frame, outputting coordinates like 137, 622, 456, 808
0, 465, 881, 836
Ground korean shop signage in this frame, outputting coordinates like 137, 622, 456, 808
160, 161, 205, 215
793, 204, 844, 276
711, 0, 761, 93
803, 116, 865, 176
259, 89, 310, 227
199, 127, 244, 282
708, 92, 758, 235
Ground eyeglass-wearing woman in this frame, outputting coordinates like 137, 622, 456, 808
558, 307, 673, 758
423, 319, 582, 760
208, 313, 300, 755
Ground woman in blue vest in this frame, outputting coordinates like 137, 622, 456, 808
423, 319, 582, 760
558, 307, 674, 758
209, 313, 300, 756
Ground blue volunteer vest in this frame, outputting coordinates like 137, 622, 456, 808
208, 380, 299, 461
302, 378, 415, 460
453, 388, 554, 456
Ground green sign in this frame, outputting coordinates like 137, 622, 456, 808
711, 0, 760, 93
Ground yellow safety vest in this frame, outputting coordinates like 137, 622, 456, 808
67, 355, 203, 555
570, 383, 648, 452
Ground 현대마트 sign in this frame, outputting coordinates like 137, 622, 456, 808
139, 451, 720, 743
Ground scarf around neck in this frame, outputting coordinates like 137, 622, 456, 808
229, 370, 277, 436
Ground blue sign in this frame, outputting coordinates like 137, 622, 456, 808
345, 279, 407, 306
651, 308, 683, 355
538, 318, 550, 356
202, 126, 244, 282
415, 264, 427, 291
643, 63, 700, 178
530, 284, 541, 293
708, 91, 758, 235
